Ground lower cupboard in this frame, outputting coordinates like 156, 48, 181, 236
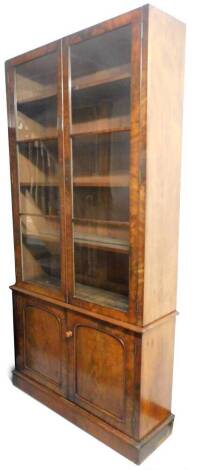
13, 293, 140, 437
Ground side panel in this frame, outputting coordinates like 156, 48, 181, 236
139, 316, 176, 438
13, 293, 68, 396
143, 6, 186, 324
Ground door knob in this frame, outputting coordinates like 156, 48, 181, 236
65, 330, 73, 339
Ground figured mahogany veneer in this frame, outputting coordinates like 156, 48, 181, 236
6, 4, 185, 464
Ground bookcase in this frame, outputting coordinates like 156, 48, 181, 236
5, 5, 185, 464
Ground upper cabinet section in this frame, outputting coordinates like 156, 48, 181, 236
6, 11, 142, 321
6, 5, 186, 326
68, 26, 132, 314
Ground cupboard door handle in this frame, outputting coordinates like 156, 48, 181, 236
65, 330, 73, 339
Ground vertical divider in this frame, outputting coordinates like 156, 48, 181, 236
6, 64, 22, 283
62, 38, 74, 303
57, 40, 67, 300
129, 15, 142, 323
136, 6, 148, 326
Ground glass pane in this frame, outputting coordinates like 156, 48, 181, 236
15, 52, 61, 289
70, 26, 131, 135
18, 140, 59, 216
70, 27, 131, 311
20, 215, 60, 287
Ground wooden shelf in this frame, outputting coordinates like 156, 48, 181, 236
73, 218, 129, 227
74, 233, 129, 253
20, 181, 59, 187
75, 283, 128, 311
20, 213, 60, 219
72, 64, 130, 91
16, 95, 57, 142
23, 232, 59, 244
17, 88, 56, 105
26, 274, 60, 288
71, 116, 130, 136
16, 132, 58, 143
16, 69, 56, 105
73, 174, 129, 187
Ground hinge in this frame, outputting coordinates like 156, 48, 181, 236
5, 66, 10, 84
139, 158, 146, 185
135, 297, 139, 315
141, 21, 144, 40
57, 116, 62, 131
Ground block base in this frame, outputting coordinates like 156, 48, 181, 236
12, 370, 174, 464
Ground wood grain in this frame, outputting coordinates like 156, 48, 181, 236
139, 315, 176, 438
13, 369, 175, 465
13, 293, 68, 395
67, 310, 137, 435
143, 6, 186, 324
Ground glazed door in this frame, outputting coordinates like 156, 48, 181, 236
6, 42, 66, 300
63, 18, 141, 321
66, 311, 137, 436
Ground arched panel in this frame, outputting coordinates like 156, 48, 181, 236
74, 324, 126, 420
24, 305, 62, 385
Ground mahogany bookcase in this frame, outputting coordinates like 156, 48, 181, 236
5, 4, 185, 464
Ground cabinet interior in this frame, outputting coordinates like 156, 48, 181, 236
13, 26, 132, 309
70, 26, 131, 311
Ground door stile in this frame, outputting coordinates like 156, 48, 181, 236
62, 38, 74, 303
6, 64, 22, 283
57, 40, 68, 300
128, 17, 142, 324
135, 6, 149, 326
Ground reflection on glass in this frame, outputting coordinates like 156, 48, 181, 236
70, 27, 131, 311
15, 52, 61, 289
70, 26, 131, 135
18, 140, 59, 216
20, 215, 60, 287
15, 53, 57, 141
72, 132, 130, 311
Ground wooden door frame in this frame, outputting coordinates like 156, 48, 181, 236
13, 292, 68, 396
5, 40, 67, 301
62, 8, 143, 324
66, 310, 139, 437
